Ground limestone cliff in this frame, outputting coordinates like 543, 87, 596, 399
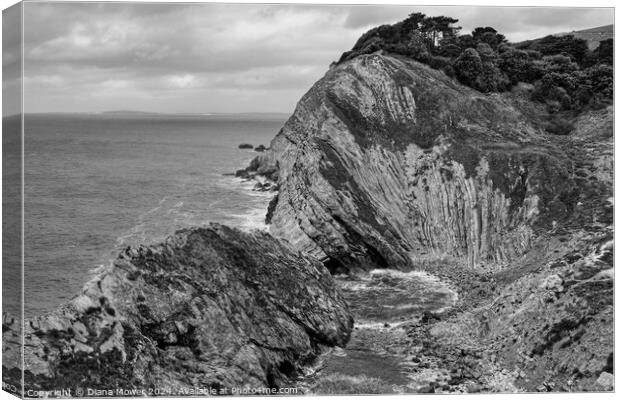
2, 224, 352, 393
249, 54, 575, 271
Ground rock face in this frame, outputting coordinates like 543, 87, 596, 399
2, 224, 352, 393
247, 54, 575, 271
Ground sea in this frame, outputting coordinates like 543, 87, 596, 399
3, 113, 285, 319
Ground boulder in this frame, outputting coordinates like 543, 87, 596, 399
596, 372, 614, 390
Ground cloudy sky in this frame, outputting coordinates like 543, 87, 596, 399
3, 1, 614, 115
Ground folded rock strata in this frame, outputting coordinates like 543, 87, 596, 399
247, 54, 576, 272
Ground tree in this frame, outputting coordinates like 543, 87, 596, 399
420, 16, 461, 50
436, 38, 462, 58
472, 27, 506, 49
456, 34, 477, 50
407, 30, 431, 61
402, 12, 427, 32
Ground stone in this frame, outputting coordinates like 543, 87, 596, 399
466, 383, 482, 393
417, 385, 435, 393
596, 372, 614, 390
539, 274, 564, 292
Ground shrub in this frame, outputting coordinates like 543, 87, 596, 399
454, 48, 483, 87
476, 42, 497, 62
499, 48, 531, 84
578, 64, 613, 103
542, 54, 579, 74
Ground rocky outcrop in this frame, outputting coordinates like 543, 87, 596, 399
246, 54, 575, 271
235, 154, 279, 182
2, 224, 352, 393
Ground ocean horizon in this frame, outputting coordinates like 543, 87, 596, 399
4, 112, 285, 318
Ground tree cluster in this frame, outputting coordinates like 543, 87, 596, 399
338, 12, 613, 123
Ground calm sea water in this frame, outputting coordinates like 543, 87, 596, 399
7, 113, 284, 319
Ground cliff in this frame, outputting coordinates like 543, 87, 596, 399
2, 224, 352, 393
249, 54, 575, 272
242, 53, 613, 391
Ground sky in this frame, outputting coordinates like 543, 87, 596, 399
2, 1, 614, 115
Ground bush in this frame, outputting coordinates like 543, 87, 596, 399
454, 48, 483, 87
476, 42, 496, 62
578, 64, 613, 103
542, 54, 579, 74
499, 48, 531, 84
455, 47, 509, 92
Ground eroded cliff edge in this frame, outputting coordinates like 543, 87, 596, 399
2, 225, 352, 393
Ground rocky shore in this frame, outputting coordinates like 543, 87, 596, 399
294, 220, 612, 394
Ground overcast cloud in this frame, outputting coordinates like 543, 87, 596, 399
6, 2, 614, 114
